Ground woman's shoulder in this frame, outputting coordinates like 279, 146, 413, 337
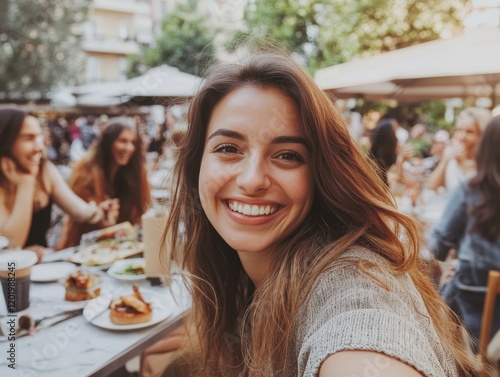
305, 245, 418, 310
41, 160, 61, 190
294, 245, 456, 377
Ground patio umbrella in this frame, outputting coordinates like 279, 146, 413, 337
72, 65, 202, 107
314, 26, 500, 103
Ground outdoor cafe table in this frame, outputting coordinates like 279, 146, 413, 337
0, 264, 190, 377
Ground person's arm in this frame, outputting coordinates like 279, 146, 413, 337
45, 162, 102, 223
427, 183, 468, 261
426, 143, 464, 191
0, 157, 37, 248
426, 155, 448, 191
388, 143, 413, 188
48, 163, 119, 226
319, 351, 424, 377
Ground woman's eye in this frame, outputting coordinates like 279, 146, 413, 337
276, 151, 304, 162
213, 144, 239, 154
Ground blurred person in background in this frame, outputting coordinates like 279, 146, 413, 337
48, 113, 71, 159
428, 115, 500, 345
69, 115, 84, 142
80, 115, 99, 151
57, 117, 150, 248
369, 118, 413, 189
147, 122, 167, 156
42, 125, 58, 162
0, 108, 118, 259
369, 118, 399, 186
422, 130, 450, 172
409, 123, 432, 159
427, 107, 491, 192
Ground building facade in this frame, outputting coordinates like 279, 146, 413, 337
82, 0, 247, 83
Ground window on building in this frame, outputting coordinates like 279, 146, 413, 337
119, 58, 128, 80
86, 57, 100, 82
119, 21, 129, 41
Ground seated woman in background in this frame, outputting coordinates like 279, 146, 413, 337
369, 118, 399, 186
57, 117, 150, 248
427, 107, 491, 192
429, 115, 500, 344
161, 50, 486, 376
0, 108, 118, 258
369, 118, 413, 190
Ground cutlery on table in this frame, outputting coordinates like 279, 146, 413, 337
16, 308, 84, 338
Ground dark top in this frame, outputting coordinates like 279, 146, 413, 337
25, 201, 52, 247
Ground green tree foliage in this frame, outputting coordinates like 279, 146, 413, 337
128, 3, 217, 77
241, 0, 468, 73
0, 0, 91, 100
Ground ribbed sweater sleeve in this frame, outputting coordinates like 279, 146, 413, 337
294, 247, 457, 377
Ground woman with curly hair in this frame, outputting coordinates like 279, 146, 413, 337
162, 50, 487, 376
58, 117, 150, 248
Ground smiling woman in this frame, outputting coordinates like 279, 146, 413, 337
199, 86, 313, 284
161, 50, 488, 377
0, 108, 117, 254
57, 117, 151, 248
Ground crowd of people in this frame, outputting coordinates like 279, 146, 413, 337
1, 48, 500, 377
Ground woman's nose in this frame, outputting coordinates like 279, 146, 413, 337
235, 155, 271, 194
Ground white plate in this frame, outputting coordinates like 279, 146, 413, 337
42, 247, 77, 263
108, 258, 146, 281
83, 291, 171, 330
31, 262, 77, 282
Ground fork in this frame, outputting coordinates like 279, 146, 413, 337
16, 308, 84, 338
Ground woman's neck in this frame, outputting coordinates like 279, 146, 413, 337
237, 250, 271, 287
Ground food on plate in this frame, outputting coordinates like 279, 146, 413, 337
64, 270, 101, 301
109, 286, 152, 325
67, 240, 144, 266
80, 222, 137, 245
96, 222, 136, 242
67, 222, 143, 266
116, 262, 145, 276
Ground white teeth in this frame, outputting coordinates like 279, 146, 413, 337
228, 201, 278, 216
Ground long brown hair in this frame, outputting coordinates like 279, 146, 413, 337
70, 117, 150, 224
0, 108, 48, 211
165, 52, 481, 376
469, 115, 500, 241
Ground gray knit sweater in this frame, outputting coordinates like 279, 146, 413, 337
292, 246, 458, 377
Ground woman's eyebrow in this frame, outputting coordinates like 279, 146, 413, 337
208, 128, 247, 141
208, 129, 309, 149
270, 136, 308, 149
18, 132, 42, 138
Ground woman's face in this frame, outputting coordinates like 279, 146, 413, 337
199, 85, 314, 256
112, 129, 137, 166
10, 116, 44, 174
453, 115, 481, 154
